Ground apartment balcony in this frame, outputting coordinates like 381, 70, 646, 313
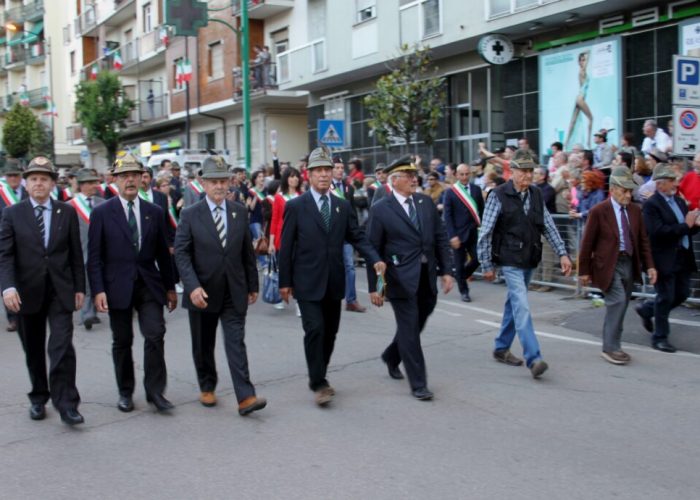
0, 94, 15, 115
66, 124, 87, 145
4, 45, 27, 70
276, 38, 327, 90
120, 26, 170, 76
232, 0, 294, 19
74, 4, 98, 37
27, 87, 47, 108
233, 62, 279, 100
137, 92, 167, 123
4, 3, 25, 24
80, 54, 117, 81
23, 0, 44, 22
100, 0, 136, 28
26, 42, 46, 65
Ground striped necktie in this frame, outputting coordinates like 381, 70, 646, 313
405, 197, 420, 231
35, 206, 46, 247
127, 201, 139, 253
320, 194, 330, 230
214, 206, 226, 248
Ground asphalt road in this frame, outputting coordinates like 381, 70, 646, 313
1, 273, 699, 499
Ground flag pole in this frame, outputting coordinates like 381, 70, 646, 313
185, 36, 190, 149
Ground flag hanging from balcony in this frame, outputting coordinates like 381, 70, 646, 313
90, 63, 99, 80
43, 95, 57, 117
159, 27, 169, 47
182, 58, 192, 83
19, 90, 29, 106
113, 50, 123, 71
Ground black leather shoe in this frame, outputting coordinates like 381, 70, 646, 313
412, 388, 434, 401
147, 393, 174, 412
83, 318, 93, 330
60, 409, 84, 426
461, 291, 471, 302
652, 340, 677, 353
29, 403, 45, 421
635, 304, 653, 333
117, 396, 134, 413
381, 355, 404, 380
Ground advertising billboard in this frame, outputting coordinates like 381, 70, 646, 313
539, 38, 622, 153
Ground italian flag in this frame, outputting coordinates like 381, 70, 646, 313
177, 58, 193, 85
43, 95, 57, 117
90, 63, 99, 80
19, 90, 29, 106
113, 50, 123, 70
159, 27, 169, 47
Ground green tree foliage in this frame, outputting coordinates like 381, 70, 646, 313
29, 122, 54, 159
364, 45, 446, 149
2, 103, 40, 159
75, 71, 135, 163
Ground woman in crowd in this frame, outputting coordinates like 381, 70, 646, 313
570, 169, 605, 222
246, 169, 268, 269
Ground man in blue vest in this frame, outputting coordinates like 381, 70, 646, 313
477, 150, 572, 379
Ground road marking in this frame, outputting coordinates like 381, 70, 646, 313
433, 308, 462, 317
436, 299, 502, 317
670, 318, 700, 327
476, 320, 700, 359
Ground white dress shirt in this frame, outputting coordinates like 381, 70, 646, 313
118, 195, 142, 249
641, 128, 672, 155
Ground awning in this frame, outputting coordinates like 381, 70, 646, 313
23, 21, 44, 44
7, 35, 24, 47
0, 38, 6, 45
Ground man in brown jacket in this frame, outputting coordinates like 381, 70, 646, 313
578, 167, 657, 365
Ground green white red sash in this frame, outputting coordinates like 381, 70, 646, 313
97, 183, 106, 196
138, 189, 152, 203
451, 183, 481, 226
0, 182, 19, 206
331, 184, 345, 199
107, 183, 119, 197
69, 194, 91, 224
168, 205, 178, 229
369, 181, 382, 190
249, 188, 265, 201
63, 187, 74, 200
50, 187, 60, 200
282, 192, 298, 201
190, 180, 204, 195
266, 194, 275, 203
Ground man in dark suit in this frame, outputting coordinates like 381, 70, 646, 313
0, 157, 86, 425
68, 168, 105, 330
579, 167, 657, 364
140, 166, 174, 246
331, 155, 366, 313
279, 147, 385, 407
367, 156, 454, 401
443, 163, 484, 302
175, 156, 266, 416
162, 159, 183, 205
0, 161, 28, 332
87, 154, 177, 413
635, 164, 700, 353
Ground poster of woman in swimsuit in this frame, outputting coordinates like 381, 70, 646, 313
539, 38, 621, 153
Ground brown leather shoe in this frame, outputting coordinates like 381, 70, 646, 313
199, 391, 217, 407
6, 320, 17, 332
493, 349, 524, 366
238, 396, 267, 416
315, 387, 334, 406
530, 360, 549, 379
345, 302, 366, 313
601, 351, 629, 365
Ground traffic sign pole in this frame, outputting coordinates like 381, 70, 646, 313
241, 0, 251, 172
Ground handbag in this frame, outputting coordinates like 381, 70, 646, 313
262, 254, 282, 304
254, 223, 270, 255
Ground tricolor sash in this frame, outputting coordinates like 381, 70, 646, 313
107, 183, 120, 197
331, 184, 345, 199
63, 187, 74, 200
168, 205, 179, 229
50, 187, 60, 200
451, 183, 481, 226
97, 183, 106, 196
282, 192, 298, 202
369, 181, 382, 190
266, 195, 275, 203
384, 184, 391, 194
190, 180, 204, 195
70, 195, 91, 224
138, 189, 152, 203
249, 188, 265, 201
0, 182, 20, 207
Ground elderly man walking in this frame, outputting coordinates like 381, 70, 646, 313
578, 167, 657, 364
477, 150, 572, 379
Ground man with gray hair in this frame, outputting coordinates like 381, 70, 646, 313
641, 119, 672, 155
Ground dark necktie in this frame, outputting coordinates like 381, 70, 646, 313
87, 196, 93, 209
35, 206, 46, 247
320, 194, 330, 230
127, 201, 139, 253
214, 206, 226, 248
405, 198, 420, 231
620, 207, 633, 256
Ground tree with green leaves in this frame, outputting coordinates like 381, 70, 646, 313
364, 45, 446, 151
75, 71, 135, 164
2, 103, 41, 160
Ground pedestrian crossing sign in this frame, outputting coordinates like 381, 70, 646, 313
318, 119, 345, 147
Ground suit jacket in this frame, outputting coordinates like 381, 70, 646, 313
367, 193, 451, 299
151, 190, 174, 246
87, 197, 175, 310
642, 191, 700, 275
0, 199, 85, 314
578, 199, 654, 292
443, 183, 484, 244
184, 184, 205, 207
175, 199, 258, 315
279, 190, 380, 301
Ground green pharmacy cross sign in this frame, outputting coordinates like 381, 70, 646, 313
165, 0, 208, 37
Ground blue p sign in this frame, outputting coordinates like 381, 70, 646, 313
679, 59, 699, 85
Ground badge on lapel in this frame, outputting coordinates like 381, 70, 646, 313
418, 199, 423, 204
145, 215, 150, 220
232, 212, 237, 219
336, 207, 340, 213
56, 209, 61, 214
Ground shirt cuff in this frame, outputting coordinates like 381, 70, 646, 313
2, 287, 17, 296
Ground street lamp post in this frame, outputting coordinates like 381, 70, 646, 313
5, 23, 54, 162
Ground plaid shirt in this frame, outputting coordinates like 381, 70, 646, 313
477, 187, 567, 273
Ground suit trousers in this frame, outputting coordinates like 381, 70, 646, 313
297, 295, 342, 391
453, 236, 479, 294
187, 287, 256, 403
17, 277, 80, 411
384, 264, 437, 391
602, 255, 634, 352
80, 266, 97, 323
639, 255, 692, 341
108, 279, 167, 397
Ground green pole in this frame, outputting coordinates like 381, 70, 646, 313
241, 0, 251, 172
